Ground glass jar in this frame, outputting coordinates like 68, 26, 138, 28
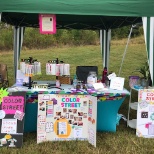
87, 71, 97, 88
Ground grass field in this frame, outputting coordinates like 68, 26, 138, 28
0, 36, 153, 154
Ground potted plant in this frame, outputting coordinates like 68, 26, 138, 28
133, 61, 152, 87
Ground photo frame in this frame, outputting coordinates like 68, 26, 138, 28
39, 14, 56, 34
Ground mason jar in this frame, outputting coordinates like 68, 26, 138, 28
87, 71, 97, 88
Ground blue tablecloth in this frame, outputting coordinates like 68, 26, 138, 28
8, 83, 130, 133
97, 97, 126, 132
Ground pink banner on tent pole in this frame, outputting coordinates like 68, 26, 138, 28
39, 14, 56, 34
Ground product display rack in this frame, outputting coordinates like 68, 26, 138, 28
127, 87, 139, 129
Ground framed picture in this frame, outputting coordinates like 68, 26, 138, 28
39, 14, 56, 34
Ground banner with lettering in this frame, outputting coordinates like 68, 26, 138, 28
0, 91, 26, 148
37, 94, 97, 147
136, 89, 154, 137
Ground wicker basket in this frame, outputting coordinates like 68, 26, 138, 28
58, 76, 71, 84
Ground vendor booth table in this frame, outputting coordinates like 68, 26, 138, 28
8, 81, 130, 132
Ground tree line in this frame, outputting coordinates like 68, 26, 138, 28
0, 23, 143, 50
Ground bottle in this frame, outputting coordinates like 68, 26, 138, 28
56, 80, 60, 87
102, 67, 107, 83
73, 75, 78, 88
87, 71, 97, 88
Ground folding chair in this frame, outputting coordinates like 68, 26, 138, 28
0, 64, 9, 88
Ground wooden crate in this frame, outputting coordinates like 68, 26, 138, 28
58, 76, 71, 84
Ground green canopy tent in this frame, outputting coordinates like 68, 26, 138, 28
0, 0, 153, 84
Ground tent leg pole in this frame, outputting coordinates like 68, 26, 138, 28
0, 13, 1, 22
13, 26, 19, 82
100, 29, 111, 70
13, 26, 25, 82
142, 17, 154, 86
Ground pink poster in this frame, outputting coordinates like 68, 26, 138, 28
2, 96, 24, 114
39, 14, 56, 34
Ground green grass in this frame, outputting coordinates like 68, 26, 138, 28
0, 37, 152, 154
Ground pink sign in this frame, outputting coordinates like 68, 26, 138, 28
39, 14, 56, 34
2, 96, 24, 114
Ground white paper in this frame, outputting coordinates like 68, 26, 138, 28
93, 83, 104, 91
16, 70, 28, 83
74, 127, 82, 138
46, 122, 53, 133
38, 115, 46, 125
37, 133, 46, 143
110, 77, 125, 90
42, 16, 53, 31
1, 119, 17, 134
57, 121, 67, 135
107, 72, 116, 80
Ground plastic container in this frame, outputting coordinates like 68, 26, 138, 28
56, 80, 60, 87
87, 71, 97, 88
129, 76, 140, 88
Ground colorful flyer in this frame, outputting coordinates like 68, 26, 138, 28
136, 89, 154, 138
37, 94, 97, 147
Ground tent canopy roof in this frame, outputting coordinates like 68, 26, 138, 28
1, 0, 153, 29
2, 13, 141, 29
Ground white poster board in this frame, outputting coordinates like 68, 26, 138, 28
37, 94, 97, 147
136, 89, 154, 137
